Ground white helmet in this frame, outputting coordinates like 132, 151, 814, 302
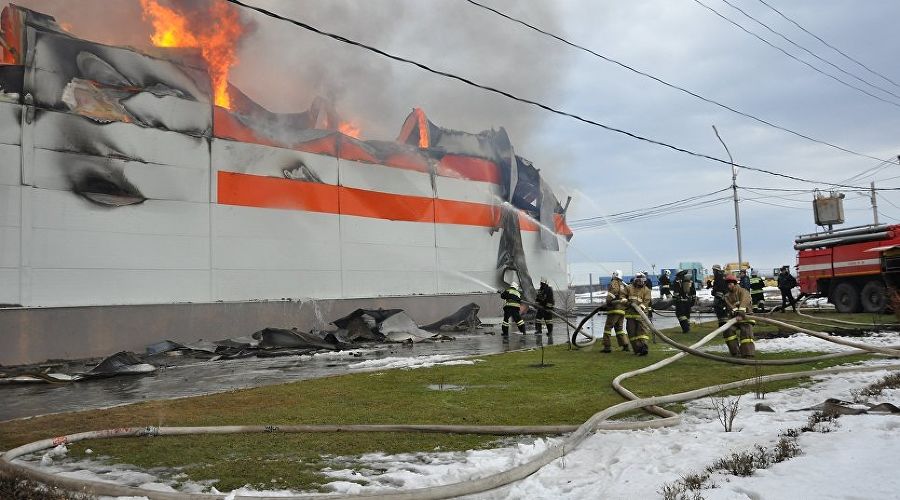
540, 276, 548, 285
664, 269, 670, 275
511, 281, 519, 289
635, 272, 645, 279
612, 270, 621, 279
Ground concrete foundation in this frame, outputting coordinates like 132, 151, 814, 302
0, 293, 503, 366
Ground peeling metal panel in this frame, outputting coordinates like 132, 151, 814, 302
434, 175, 501, 204
29, 268, 211, 307
0, 144, 20, 185
33, 109, 209, 170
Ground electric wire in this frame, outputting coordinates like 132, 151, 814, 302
223, 0, 892, 189
463, 0, 894, 165
570, 196, 733, 230
756, 0, 900, 90
570, 187, 731, 223
720, 0, 900, 100
692, 0, 900, 109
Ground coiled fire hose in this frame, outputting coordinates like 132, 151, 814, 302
3, 306, 899, 500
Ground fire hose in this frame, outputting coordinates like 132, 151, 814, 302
3, 307, 900, 499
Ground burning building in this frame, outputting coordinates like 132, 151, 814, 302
0, 3, 571, 365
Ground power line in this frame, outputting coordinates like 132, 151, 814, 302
570, 194, 734, 230
720, 0, 900, 100
224, 0, 889, 189
692, 0, 900, 109
463, 0, 894, 165
756, 0, 900, 90
571, 187, 731, 223
744, 198, 809, 210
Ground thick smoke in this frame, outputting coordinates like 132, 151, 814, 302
12, 0, 571, 164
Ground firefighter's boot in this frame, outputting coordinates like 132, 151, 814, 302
725, 335, 740, 357
546, 323, 553, 335
501, 324, 509, 337
679, 318, 690, 333
740, 339, 756, 358
601, 333, 612, 353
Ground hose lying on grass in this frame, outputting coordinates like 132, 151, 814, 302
3, 307, 899, 500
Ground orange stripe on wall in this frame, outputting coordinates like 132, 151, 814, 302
341, 187, 435, 223
218, 171, 339, 213
217, 171, 558, 232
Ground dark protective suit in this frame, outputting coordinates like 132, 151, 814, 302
534, 282, 555, 335
659, 274, 672, 299
724, 284, 755, 357
712, 268, 729, 327
602, 277, 630, 352
672, 273, 697, 333
778, 269, 798, 312
749, 275, 766, 312
500, 286, 526, 336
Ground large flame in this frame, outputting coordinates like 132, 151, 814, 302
338, 120, 362, 139
139, 0, 243, 109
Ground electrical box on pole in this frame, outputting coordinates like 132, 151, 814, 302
813, 191, 845, 228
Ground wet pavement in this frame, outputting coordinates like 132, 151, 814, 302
0, 312, 691, 422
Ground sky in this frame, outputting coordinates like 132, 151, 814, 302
22, 335, 900, 499
15, 0, 900, 277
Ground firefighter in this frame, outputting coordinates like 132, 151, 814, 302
723, 274, 755, 357
778, 265, 798, 312
711, 264, 729, 328
625, 272, 652, 356
659, 269, 672, 299
672, 270, 696, 333
534, 277, 555, 335
601, 270, 630, 353
500, 281, 526, 336
739, 269, 751, 291
749, 269, 766, 312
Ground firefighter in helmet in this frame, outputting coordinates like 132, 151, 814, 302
724, 274, 756, 357
534, 277, 555, 335
749, 269, 766, 312
625, 272, 652, 356
500, 281, 527, 336
711, 264, 729, 328
672, 270, 697, 333
659, 269, 672, 299
602, 270, 630, 353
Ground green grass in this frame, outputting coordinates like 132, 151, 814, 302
0, 312, 886, 492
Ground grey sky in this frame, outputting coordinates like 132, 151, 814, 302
16, 0, 900, 276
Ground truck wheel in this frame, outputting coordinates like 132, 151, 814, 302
860, 280, 887, 313
831, 282, 861, 313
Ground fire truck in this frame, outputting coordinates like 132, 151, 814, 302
794, 224, 900, 313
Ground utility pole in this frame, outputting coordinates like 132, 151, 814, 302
713, 126, 743, 270
871, 181, 879, 225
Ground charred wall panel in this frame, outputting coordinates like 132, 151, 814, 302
26, 28, 211, 135
519, 230, 568, 289
32, 110, 209, 171
212, 140, 340, 192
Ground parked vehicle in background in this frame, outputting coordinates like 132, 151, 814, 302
795, 224, 900, 313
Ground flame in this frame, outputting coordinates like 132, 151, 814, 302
139, 0, 243, 109
338, 120, 362, 139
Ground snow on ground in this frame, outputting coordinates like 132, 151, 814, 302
346, 355, 481, 370
17, 349, 900, 500
704, 329, 900, 353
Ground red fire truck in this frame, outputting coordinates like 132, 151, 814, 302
795, 224, 900, 313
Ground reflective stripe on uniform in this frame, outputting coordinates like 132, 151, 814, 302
607, 309, 626, 315
740, 338, 755, 344
724, 335, 738, 342
737, 319, 756, 325
516, 320, 524, 325
634, 335, 650, 341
